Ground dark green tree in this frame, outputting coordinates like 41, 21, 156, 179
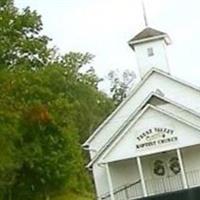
0, 1, 115, 199
0, 62, 114, 200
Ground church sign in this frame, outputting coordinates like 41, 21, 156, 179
136, 128, 178, 150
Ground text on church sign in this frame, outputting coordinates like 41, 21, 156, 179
136, 128, 178, 150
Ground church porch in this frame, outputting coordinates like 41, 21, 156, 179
100, 144, 200, 200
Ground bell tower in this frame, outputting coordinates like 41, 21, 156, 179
128, 1, 171, 78
128, 27, 171, 78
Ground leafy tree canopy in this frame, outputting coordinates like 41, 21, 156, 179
0, 1, 115, 199
0, 0, 53, 69
0, 55, 114, 200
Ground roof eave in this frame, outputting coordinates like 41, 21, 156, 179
83, 67, 200, 148
128, 34, 171, 51
82, 68, 157, 147
86, 90, 200, 168
88, 103, 200, 167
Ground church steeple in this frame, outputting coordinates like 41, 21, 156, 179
128, 1, 171, 78
142, 0, 148, 27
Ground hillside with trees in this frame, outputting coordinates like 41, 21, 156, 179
0, 0, 115, 199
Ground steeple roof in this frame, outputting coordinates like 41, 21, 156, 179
130, 27, 166, 41
128, 27, 171, 49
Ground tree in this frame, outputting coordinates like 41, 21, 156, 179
108, 69, 136, 106
0, 0, 54, 70
0, 61, 114, 200
0, 1, 115, 199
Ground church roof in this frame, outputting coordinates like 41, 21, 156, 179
128, 27, 171, 49
83, 68, 200, 148
87, 98, 200, 167
129, 27, 167, 42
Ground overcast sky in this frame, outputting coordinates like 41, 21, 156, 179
15, 0, 200, 89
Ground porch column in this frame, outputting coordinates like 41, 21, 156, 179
105, 163, 115, 200
136, 157, 147, 197
176, 148, 188, 189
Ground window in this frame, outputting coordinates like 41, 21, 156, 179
147, 47, 154, 57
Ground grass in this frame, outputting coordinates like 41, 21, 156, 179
52, 192, 94, 200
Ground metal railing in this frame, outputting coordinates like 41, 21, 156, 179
145, 174, 183, 196
186, 169, 200, 188
100, 180, 142, 200
100, 169, 200, 200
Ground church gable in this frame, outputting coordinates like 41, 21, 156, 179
87, 100, 200, 168
100, 105, 200, 164
84, 69, 200, 160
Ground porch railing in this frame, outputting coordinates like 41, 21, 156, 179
100, 169, 200, 200
186, 169, 200, 188
101, 180, 142, 200
145, 173, 183, 196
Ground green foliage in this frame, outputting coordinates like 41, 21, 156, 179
52, 191, 93, 200
0, 1, 115, 199
0, 0, 53, 69
0, 64, 114, 199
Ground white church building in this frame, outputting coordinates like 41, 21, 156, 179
83, 26, 200, 200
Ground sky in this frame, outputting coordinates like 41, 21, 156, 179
15, 0, 200, 90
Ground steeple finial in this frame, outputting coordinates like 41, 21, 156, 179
142, 0, 148, 27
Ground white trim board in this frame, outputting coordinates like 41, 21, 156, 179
99, 104, 200, 164
83, 68, 200, 147
87, 96, 200, 168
